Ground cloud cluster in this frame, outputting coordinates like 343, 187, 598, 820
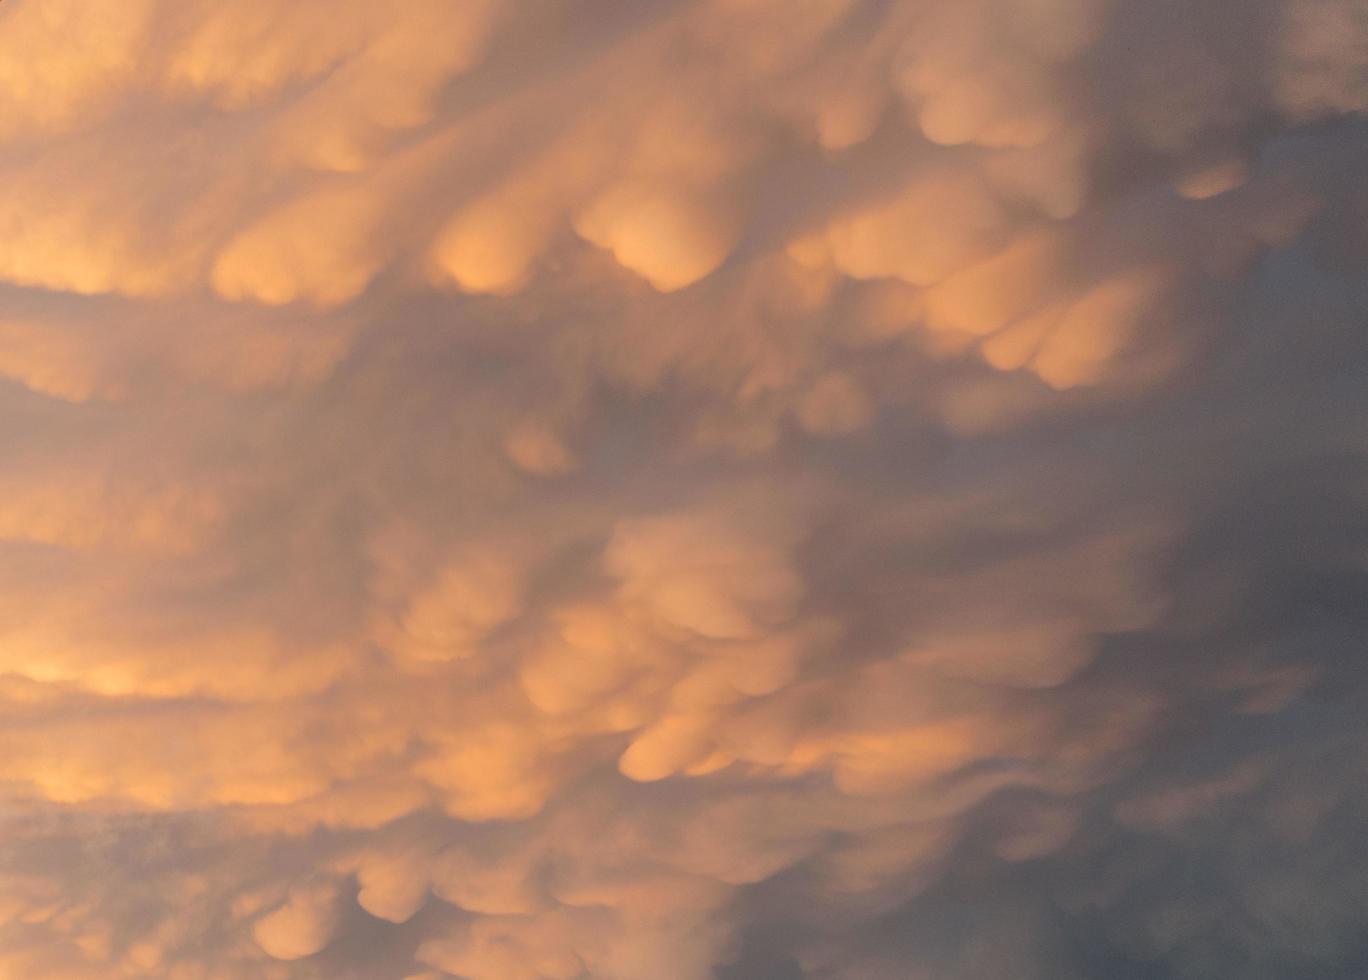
1, 0, 1367, 978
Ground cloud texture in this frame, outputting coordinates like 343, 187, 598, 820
1, 0, 1367, 977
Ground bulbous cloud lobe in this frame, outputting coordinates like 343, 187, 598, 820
1, 0, 1367, 978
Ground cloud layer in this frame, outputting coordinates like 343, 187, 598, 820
1, 0, 1367, 977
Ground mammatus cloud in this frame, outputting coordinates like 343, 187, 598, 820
1, 0, 1367, 977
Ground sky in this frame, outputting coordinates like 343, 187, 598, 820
0, 0, 1367, 978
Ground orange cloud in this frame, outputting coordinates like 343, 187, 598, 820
0, 0, 1363, 977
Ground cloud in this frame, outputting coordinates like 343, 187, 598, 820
253, 880, 344, 961
0, 0, 1366, 977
